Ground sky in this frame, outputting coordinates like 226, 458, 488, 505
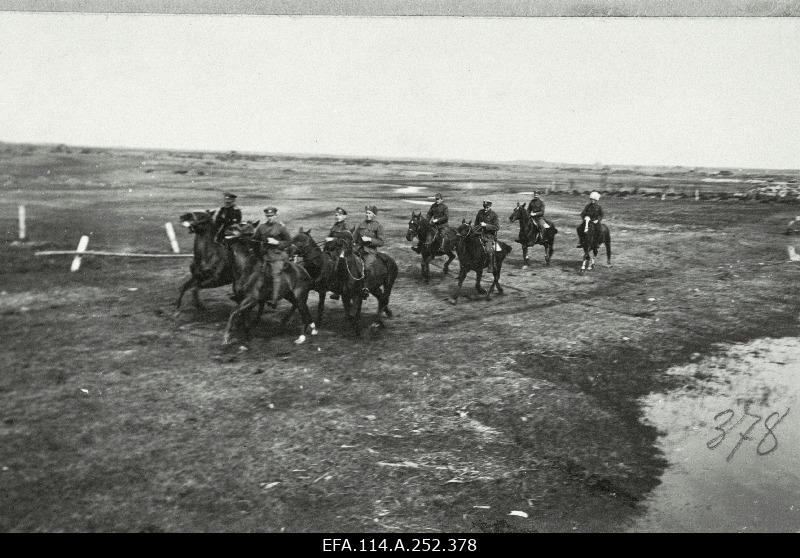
1, 13, 799, 169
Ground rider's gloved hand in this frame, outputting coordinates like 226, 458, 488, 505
480, 222, 487, 227
325, 237, 334, 242
362, 236, 371, 243
267, 237, 279, 245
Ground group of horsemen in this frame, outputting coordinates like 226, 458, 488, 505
212, 189, 606, 306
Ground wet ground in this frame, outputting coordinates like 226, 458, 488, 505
633, 337, 800, 532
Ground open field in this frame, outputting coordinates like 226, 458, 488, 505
1, 143, 800, 532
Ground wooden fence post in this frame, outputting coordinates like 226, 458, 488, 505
165, 222, 180, 253
70, 236, 90, 272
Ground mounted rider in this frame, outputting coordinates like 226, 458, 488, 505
578, 191, 604, 248
526, 190, 550, 244
325, 207, 352, 300
354, 205, 385, 284
213, 192, 242, 243
474, 199, 500, 268
414, 193, 449, 253
253, 206, 292, 308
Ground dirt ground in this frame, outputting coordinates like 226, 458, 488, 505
2, 144, 799, 532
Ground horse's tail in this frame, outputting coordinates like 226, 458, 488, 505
499, 241, 512, 255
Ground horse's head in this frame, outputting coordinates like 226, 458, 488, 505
223, 220, 258, 241
509, 202, 525, 223
406, 211, 423, 242
329, 229, 356, 257
291, 227, 319, 257
179, 210, 215, 234
455, 219, 474, 238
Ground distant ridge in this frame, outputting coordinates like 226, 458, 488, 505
1, 139, 798, 175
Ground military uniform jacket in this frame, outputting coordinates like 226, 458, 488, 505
426, 203, 449, 226
527, 198, 545, 217
214, 206, 242, 229
474, 208, 499, 234
328, 220, 353, 239
253, 221, 292, 255
353, 220, 384, 253
581, 203, 604, 221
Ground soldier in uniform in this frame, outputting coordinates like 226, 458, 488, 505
526, 191, 550, 244
214, 192, 242, 243
578, 191, 604, 248
424, 192, 449, 251
325, 207, 352, 300
253, 207, 292, 308
474, 199, 500, 268
354, 205, 384, 272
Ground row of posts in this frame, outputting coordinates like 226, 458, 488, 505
15, 205, 181, 271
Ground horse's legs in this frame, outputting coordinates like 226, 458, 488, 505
223, 296, 259, 345
316, 289, 326, 325
422, 253, 431, 283
351, 290, 363, 337
285, 289, 316, 342
448, 269, 468, 305
522, 245, 529, 269
605, 233, 612, 265
475, 268, 487, 295
442, 252, 455, 276
280, 303, 296, 328
175, 276, 196, 309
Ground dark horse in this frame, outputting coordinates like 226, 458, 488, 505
222, 234, 317, 346
175, 210, 237, 310
577, 220, 612, 274
329, 231, 398, 336
285, 228, 336, 327
509, 202, 557, 268
405, 211, 457, 282
448, 221, 512, 305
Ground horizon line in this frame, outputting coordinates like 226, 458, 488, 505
2, 138, 798, 174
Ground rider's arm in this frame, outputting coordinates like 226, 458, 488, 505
370, 223, 384, 247
439, 205, 449, 225
233, 209, 242, 224
483, 213, 499, 232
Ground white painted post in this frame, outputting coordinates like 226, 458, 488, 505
70, 235, 90, 272
695, 189, 700, 201
788, 246, 800, 262
661, 190, 667, 201
165, 222, 180, 253
18, 205, 26, 241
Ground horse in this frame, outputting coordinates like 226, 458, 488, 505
405, 211, 457, 282
448, 220, 512, 305
577, 220, 612, 274
222, 236, 317, 346
175, 210, 236, 310
330, 231, 398, 335
508, 202, 557, 268
285, 228, 336, 326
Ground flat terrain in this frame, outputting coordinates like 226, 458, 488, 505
1, 144, 799, 532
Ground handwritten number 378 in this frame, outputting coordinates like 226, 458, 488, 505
706, 403, 790, 461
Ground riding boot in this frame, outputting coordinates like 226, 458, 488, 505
411, 245, 421, 253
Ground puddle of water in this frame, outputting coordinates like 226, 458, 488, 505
395, 186, 429, 194
632, 337, 800, 532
